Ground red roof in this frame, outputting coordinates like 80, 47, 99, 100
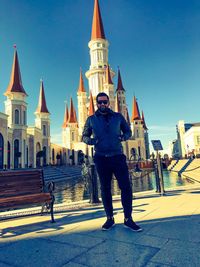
78, 69, 86, 93
131, 96, 141, 122
68, 97, 78, 123
62, 104, 69, 128
88, 91, 95, 116
105, 65, 113, 84
36, 80, 50, 113
116, 68, 125, 91
5, 49, 27, 96
91, 0, 105, 40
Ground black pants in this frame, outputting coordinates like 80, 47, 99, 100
94, 154, 132, 218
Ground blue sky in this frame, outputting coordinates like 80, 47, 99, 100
0, 0, 200, 151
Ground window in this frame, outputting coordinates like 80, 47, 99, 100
72, 132, 74, 141
43, 125, 46, 136
15, 109, 20, 124
23, 110, 26, 125
197, 136, 200, 144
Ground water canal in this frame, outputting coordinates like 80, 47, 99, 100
53, 170, 197, 204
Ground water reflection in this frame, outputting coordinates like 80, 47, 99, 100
53, 170, 197, 204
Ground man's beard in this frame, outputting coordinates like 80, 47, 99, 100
99, 106, 109, 113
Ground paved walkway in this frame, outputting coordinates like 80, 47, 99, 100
0, 185, 200, 267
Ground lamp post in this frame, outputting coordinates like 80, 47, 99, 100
151, 140, 165, 196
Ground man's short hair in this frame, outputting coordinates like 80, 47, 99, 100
96, 92, 109, 102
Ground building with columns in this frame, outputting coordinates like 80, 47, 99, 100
0, 0, 150, 169
0, 48, 54, 169
62, 0, 150, 164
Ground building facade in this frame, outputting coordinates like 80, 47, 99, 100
0, 0, 150, 169
176, 120, 200, 158
62, 0, 150, 164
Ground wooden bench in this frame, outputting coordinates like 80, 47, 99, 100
0, 169, 55, 223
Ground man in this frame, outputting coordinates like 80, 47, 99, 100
82, 92, 142, 232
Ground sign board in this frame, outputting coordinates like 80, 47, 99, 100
151, 140, 163, 151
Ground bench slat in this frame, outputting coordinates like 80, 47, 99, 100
0, 193, 51, 209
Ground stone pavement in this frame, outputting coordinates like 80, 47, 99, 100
0, 185, 200, 267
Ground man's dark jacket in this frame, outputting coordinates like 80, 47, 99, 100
82, 109, 132, 156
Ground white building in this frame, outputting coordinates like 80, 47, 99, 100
176, 120, 200, 158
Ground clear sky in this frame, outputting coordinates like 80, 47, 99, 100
0, 0, 200, 151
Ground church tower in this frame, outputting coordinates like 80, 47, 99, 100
104, 65, 115, 110
77, 69, 87, 139
35, 80, 51, 165
131, 96, 145, 159
65, 98, 79, 149
4, 47, 28, 168
88, 91, 95, 116
116, 68, 127, 118
85, 0, 115, 99
142, 110, 150, 159
62, 103, 69, 147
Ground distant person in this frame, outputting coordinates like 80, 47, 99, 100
82, 92, 142, 232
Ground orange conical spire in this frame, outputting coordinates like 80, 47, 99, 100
142, 110, 148, 130
116, 68, 125, 91
62, 104, 69, 128
77, 69, 86, 93
68, 97, 78, 123
105, 65, 113, 84
36, 80, 50, 113
131, 96, 141, 122
91, 0, 105, 40
115, 95, 120, 112
5, 47, 27, 96
88, 91, 95, 116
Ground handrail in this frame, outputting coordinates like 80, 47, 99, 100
182, 174, 200, 184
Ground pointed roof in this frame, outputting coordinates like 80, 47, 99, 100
131, 96, 141, 122
62, 104, 69, 128
91, 0, 105, 40
116, 68, 125, 92
88, 91, 95, 116
115, 95, 120, 112
125, 107, 131, 126
105, 65, 113, 84
36, 80, 50, 113
78, 69, 86, 93
68, 97, 78, 123
142, 111, 148, 130
5, 48, 27, 96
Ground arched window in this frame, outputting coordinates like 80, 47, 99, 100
43, 146, 46, 166
15, 109, 20, 124
23, 110, 26, 125
7, 141, 11, 169
14, 139, 20, 168
71, 132, 74, 141
43, 125, 46, 136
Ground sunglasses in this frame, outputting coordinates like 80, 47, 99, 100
97, 100, 109, 105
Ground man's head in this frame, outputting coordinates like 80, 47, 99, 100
96, 92, 110, 114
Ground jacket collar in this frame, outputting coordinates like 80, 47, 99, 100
95, 108, 114, 117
